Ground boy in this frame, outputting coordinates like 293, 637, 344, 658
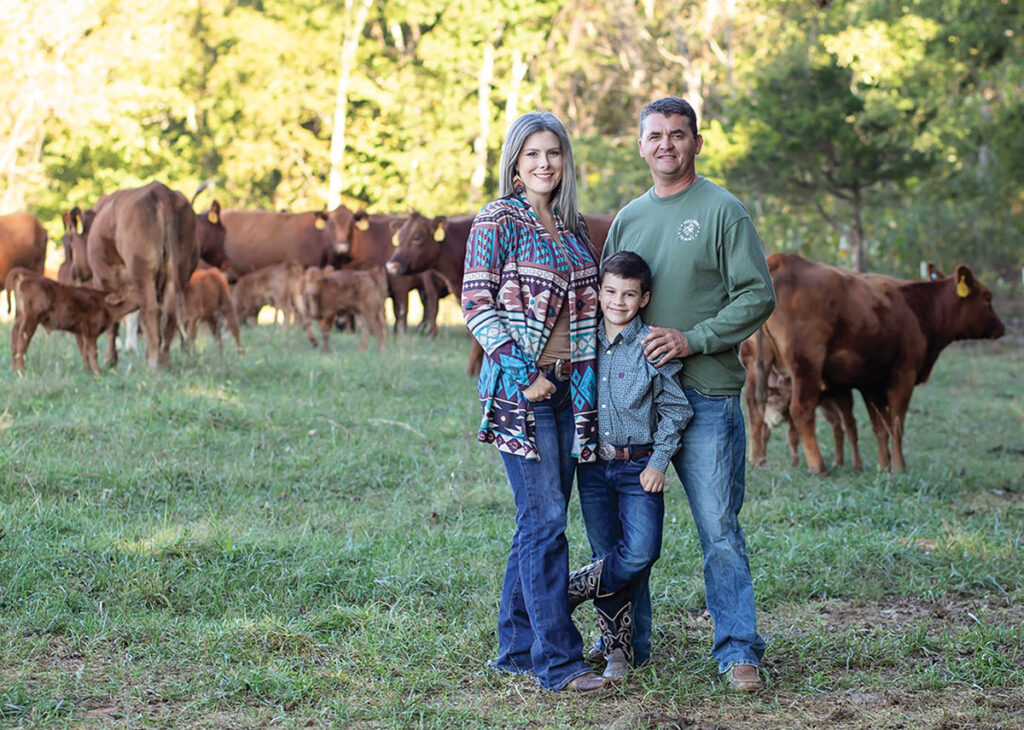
569, 251, 693, 679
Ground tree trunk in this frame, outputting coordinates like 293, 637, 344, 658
470, 42, 495, 205
327, 0, 373, 211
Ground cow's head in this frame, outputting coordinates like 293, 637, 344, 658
61, 207, 95, 283
323, 205, 370, 262
196, 201, 230, 270
386, 211, 446, 277
949, 265, 1005, 341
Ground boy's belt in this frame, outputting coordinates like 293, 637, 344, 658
597, 443, 654, 461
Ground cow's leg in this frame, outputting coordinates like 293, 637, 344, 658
466, 340, 484, 376
833, 389, 863, 470
785, 419, 800, 466
417, 275, 440, 338
318, 316, 332, 352
390, 278, 410, 335
861, 394, 892, 470
159, 312, 177, 367
185, 316, 199, 353
105, 320, 120, 369
138, 281, 161, 370
787, 359, 828, 475
223, 300, 245, 355
11, 317, 36, 373
743, 383, 768, 466
819, 397, 845, 468
370, 304, 387, 354
207, 315, 223, 354
356, 313, 370, 351
77, 333, 101, 375
886, 378, 915, 471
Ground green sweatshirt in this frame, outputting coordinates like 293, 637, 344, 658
603, 177, 775, 394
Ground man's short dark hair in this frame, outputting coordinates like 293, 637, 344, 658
639, 97, 698, 138
601, 251, 652, 294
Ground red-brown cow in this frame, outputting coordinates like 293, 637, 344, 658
63, 181, 197, 370
230, 262, 318, 347
322, 206, 443, 335
303, 266, 387, 354
183, 267, 244, 355
740, 331, 861, 469
196, 208, 338, 280
764, 253, 1004, 473
386, 211, 614, 374
0, 212, 47, 295
6, 268, 138, 375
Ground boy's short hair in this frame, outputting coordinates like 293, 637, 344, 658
601, 251, 652, 294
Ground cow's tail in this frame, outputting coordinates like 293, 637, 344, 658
157, 197, 186, 345
753, 326, 768, 410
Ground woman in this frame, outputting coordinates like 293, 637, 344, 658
462, 111, 605, 694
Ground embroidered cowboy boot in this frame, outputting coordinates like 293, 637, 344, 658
568, 559, 605, 613
595, 601, 633, 680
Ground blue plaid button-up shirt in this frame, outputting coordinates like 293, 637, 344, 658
595, 316, 693, 473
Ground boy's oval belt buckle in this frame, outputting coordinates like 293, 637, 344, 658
597, 442, 617, 461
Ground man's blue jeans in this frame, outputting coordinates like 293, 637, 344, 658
576, 454, 664, 666
492, 376, 592, 691
621, 390, 766, 672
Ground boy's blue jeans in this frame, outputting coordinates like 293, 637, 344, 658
492, 376, 592, 691
577, 454, 664, 666
584, 390, 766, 672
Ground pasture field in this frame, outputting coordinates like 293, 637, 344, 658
1, 320, 1022, 729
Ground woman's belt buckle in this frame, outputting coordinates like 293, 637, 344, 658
551, 358, 571, 382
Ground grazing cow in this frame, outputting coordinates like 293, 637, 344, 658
386, 211, 615, 374
322, 205, 443, 335
303, 266, 387, 354
63, 181, 198, 370
230, 261, 318, 347
6, 268, 138, 375
0, 212, 47, 298
764, 253, 1004, 473
740, 331, 862, 469
183, 267, 244, 355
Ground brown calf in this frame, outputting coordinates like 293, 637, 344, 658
303, 266, 387, 353
183, 267, 244, 355
6, 268, 138, 375
230, 262, 318, 347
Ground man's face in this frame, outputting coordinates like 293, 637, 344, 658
638, 113, 703, 181
599, 273, 650, 329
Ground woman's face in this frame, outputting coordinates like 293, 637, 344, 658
516, 130, 563, 204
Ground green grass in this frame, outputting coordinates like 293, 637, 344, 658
1, 321, 1022, 728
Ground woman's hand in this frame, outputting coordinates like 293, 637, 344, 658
523, 373, 557, 403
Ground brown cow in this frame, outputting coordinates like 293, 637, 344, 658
740, 331, 862, 469
6, 268, 138, 375
197, 208, 338, 279
303, 266, 387, 354
322, 206, 442, 335
183, 267, 244, 355
230, 262, 318, 347
386, 211, 614, 374
63, 181, 197, 370
764, 253, 1004, 473
0, 212, 47, 297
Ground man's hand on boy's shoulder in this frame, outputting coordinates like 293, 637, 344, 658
640, 466, 666, 493
642, 326, 690, 367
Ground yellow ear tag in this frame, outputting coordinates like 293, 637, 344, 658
208, 210, 219, 225
355, 217, 370, 231
392, 231, 400, 246
433, 223, 445, 242
314, 217, 326, 230
956, 277, 970, 298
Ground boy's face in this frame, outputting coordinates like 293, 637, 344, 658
599, 273, 650, 328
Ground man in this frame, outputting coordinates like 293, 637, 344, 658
601, 96, 775, 691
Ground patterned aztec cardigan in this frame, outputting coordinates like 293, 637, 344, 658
462, 192, 600, 463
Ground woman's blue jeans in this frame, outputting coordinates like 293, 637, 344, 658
492, 376, 592, 691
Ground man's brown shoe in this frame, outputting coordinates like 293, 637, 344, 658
725, 664, 763, 692
565, 671, 608, 694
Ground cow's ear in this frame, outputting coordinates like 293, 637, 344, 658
71, 207, 84, 235
62, 210, 71, 228
927, 262, 944, 280
208, 201, 221, 225
432, 216, 447, 242
314, 211, 328, 230
104, 293, 125, 306
954, 265, 975, 298
354, 211, 370, 231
